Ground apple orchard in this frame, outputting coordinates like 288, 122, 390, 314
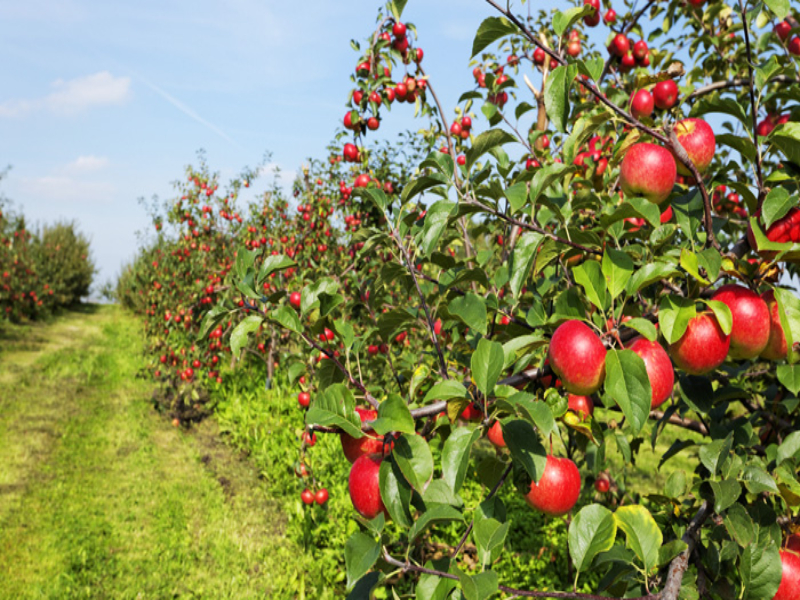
108, 0, 800, 598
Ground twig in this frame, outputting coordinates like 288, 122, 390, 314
659, 501, 712, 600
738, 0, 766, 207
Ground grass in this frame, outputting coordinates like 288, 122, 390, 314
0, 305, 302, 599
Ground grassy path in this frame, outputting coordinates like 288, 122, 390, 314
0, 305, 299, 599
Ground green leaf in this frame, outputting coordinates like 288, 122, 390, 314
658, 540, 688, 567
691, 96, 749, 130
578, 57, 604, 81
442, 427, 481, 494
503, 419, 547, 483
423, 380, 469, 404
529, 163, 576, 206
257, 253, 296, 284
346, 573, 380, 600
417, 562, 458, 600
775, 287, 800, 363
379, 457, 413, 528
740, 538, 782, 600
665, 470, 687, 498
449, 292, 488, 336
569, 504, 618, 575
614, 505, 662, 572
370, 395, 415, 436
305, 383, 362, 438
506, 392, 557, 438
699, 435, 733, 475
471, 16, 517, 58
680, 248, 710, 285
626, 262, 680, 294
353, 186, 388, 211
509, 232, 542, 297
602, 196, 661, 229
764, 0, 790, 19
573, 260, 607, 311
454, 568, 499, 600
377, 308, 414, 341
544, 64, 578, 133
778, 365, 800, 395
703, 300, 733, 336
724, 503, 755, 547
301, 277, 338, 314
409, 505, 464, 543
604, 349, 652, 435
401, 173, 450, 203
710, 479, 741, 513
344, 532, 380, 590
777, 430, 800, 466
393, 433, 434, 491
553, 4, 594, 37
602, 249, 634, 299
465, 129, 518, 172
762, 187, 794, 229
716, 134, 757, 164
474, 518, 510, 568
622, 318, 658, 342
230, 314, 263, 357
234, 247, 258, 279
771, 122, 800, 163
420, 201, 456, 256
270, 305, 303, 334
741, 464, 779, 494
471, 338, 504, 397
504, 182, 528, 213
658, 295, 696, 345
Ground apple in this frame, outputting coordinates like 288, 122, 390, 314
775, 20, 792, 41
786, 534, 800, 553
710, 284, 770, 359
533, 47, 546, 65
567, 394, 594, 419
761, 290, 799, 361
460, 402, 484, 421
392, 21, 406, 38
672, 118, 716, 175
669, 312, 730, 375
547, 320, 607, 395
298, 391, 311, 407
340, 407, 385, 463
595, 475, 610, 493
315, 488, 329, 505
604, 8, 617, 24
627, 337, 674, 409
774, 550, 800, 600
630, 89, 654, 120
790, 36, 800, 56
487, 421, 506, 448
653, 79, 679, 110
620, 143, 677, 205
289, 291, 302, 309
301, 488, 314, 505
524, 455, 582, 516
583, 0, 600, 26
633, 40, 648, 62
349, 454, 386, 519
609, 33, 630, 57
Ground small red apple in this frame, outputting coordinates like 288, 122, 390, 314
524, 455, 582, 516
289, 291, 301, 309
669, 312, 730, 375
711, 284, 770, 359
301, 488, 314, 505
487, 421, 506, 448
348, 454, 386, 519
653, 79, 679, 110
774, 550, 800, 600
627, 337, 674, 409
761, 290, 799, 361
595, 475, 610, 493
775, 20, 792, 42
786, 533, 800, 553
790, 36, 800, 56
315, 488, 329, 505
609, 33, 630, 57
620, 143, 677, 204
460, 402, 483, 421
604, 8, 617, 24
672, 118, 716, 175
298, 391, 311, 408
567, 394, 594, 419
547, 320, 607, 395
340, 407, 385, 463
630, 89, 654, 120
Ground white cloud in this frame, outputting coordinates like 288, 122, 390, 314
62, 156, 110, 174
0, 72, 131, 118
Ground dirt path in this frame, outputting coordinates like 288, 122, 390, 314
0, 306, 299, 599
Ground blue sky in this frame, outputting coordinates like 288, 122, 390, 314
2, 0, 537, 289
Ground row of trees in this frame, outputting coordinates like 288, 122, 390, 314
120, 0, 800, 598
0, 174, 95, 321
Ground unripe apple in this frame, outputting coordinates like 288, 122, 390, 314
627, 337, 674, 408
567, 394, 594, 419
341, 407, 385, 463
620, 143, 677, 205
630, 89, 654, 120
524, 455, 582, 516
653, 79, 679, 110
761, 290, 799, 361
672, 118, 716, 175
669, 312, 730, 375
348, 454, 386, 519
487, 421, 506, 448
710, 285, 770, 359
547, 320, 606, 395
774, 550, 800, 600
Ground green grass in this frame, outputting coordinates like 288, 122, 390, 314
0, 305, 303, 599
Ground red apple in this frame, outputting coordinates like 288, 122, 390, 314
487, 421, 506, 448
348, 454, 386, 520
669, 312, 730, 375
583, 0, 600, 26
568, 394, 594, 419
774, 550, 800, 600
620, 143, 677, 205
524, 455, 582, 516
653, 79, 679, 110
711, 285, 770, 359
761, 290, 798, 361
776, 20, 792, 42
672, 118, 716, 175
633, 40, 648, 62
547, 320, 607, 395
630, 89, 654, 120
609, 33, 630, 57
604, 8, 617, 24
460, 402, 483, 421
790, 36, 800, 56
786, 534, 800, 554
627, 337, 674, 408
341, 407, 384, 463
301, 488, 314, 505
289, 291, 301, 309
298, 391, 311, 408
595, 475, 610, 493
315, 488, 329, 505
